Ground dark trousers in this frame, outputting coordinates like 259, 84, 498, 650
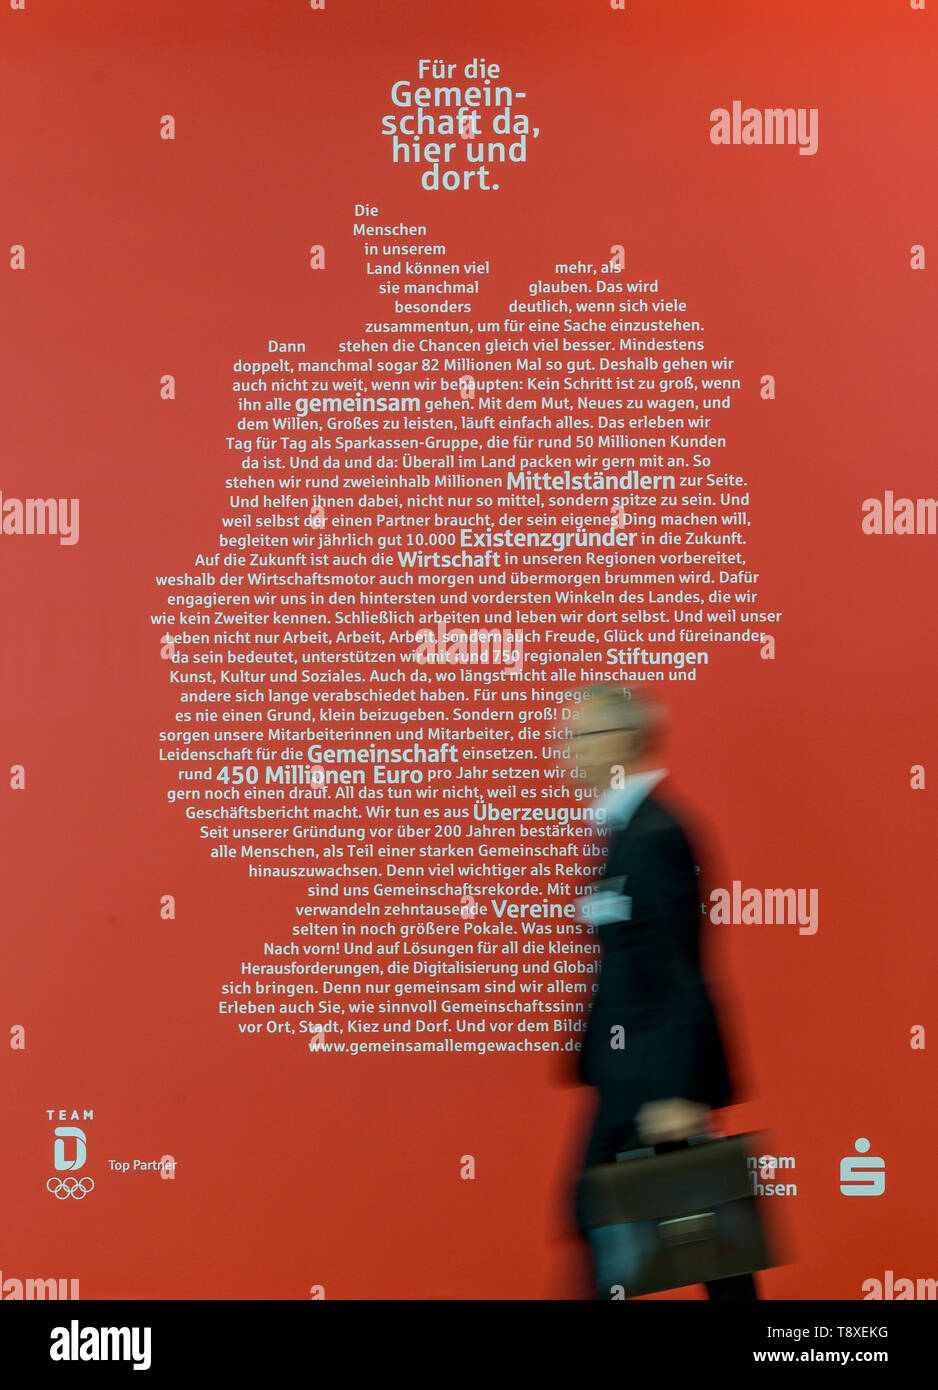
576, 1103, 759, 1301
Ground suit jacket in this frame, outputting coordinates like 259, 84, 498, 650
577, 788, 734, 1122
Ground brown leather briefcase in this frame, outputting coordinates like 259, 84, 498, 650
577, 1132, 773, 1298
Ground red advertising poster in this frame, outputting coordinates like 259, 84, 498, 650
2, 0, 936, 1365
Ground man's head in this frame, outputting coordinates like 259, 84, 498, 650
560, 683, 664, 791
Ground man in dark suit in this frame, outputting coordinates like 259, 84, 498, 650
565, 682, 758, 1300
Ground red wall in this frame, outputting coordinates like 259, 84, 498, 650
2, 0, 935, 1299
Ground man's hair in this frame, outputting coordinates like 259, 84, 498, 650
566, 682, 664, 753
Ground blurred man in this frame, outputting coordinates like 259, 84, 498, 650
563, 682, 758, 1300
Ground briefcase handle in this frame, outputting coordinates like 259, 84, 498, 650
614, 1133, 718, 1163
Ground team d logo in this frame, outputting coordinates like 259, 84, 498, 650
47, 1124, 94, 1200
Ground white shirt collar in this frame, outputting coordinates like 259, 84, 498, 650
592, 768, 668, 831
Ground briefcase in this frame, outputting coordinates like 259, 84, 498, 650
577, 1132, 772, 1299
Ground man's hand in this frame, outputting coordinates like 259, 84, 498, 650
636, 1098, 710, 1144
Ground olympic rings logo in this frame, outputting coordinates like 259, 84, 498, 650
46, 1176, 95, 1200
